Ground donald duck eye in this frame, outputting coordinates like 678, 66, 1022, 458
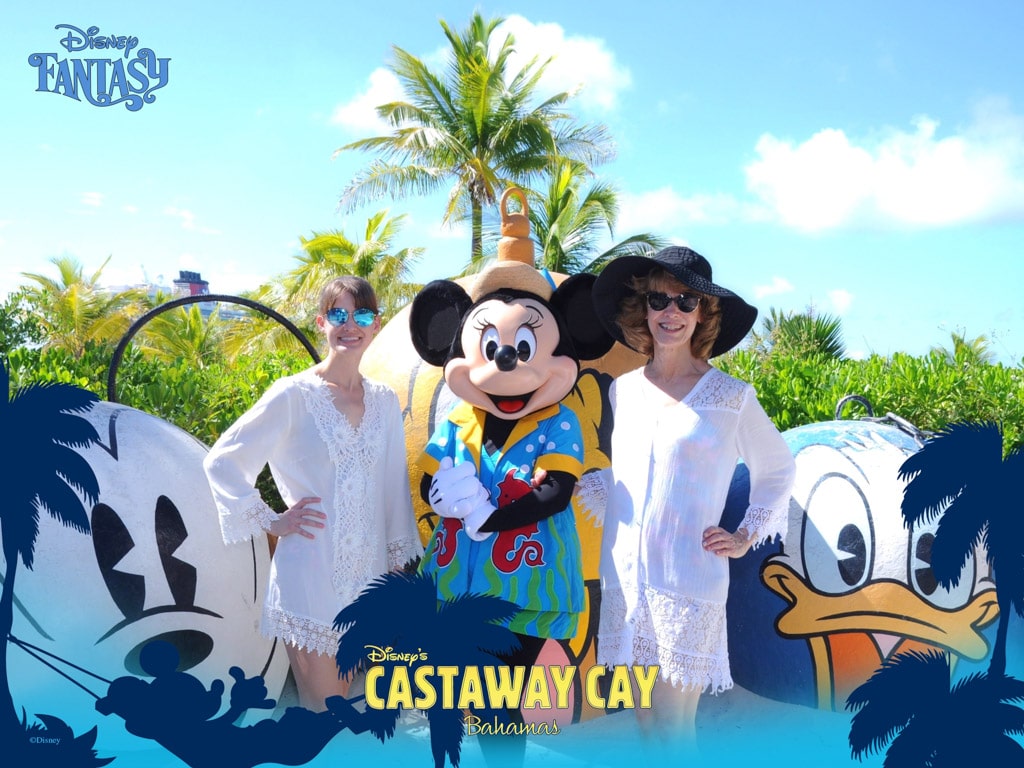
481, 327, 501, 361
514, 327, 537, 362
908, 514, 973, 609
801, 474, 873, 594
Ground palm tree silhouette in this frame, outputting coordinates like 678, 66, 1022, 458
0, 358, 101, 758
847, 650, 1024, 767
899, 421, 1024, 677
334, 571, 521, 768
846, 421, 1024, 766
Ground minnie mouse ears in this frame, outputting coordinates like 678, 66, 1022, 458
409, 279, 473, 367
408, 269, 614, 368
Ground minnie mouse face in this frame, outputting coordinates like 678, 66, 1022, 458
409, 267, 615, 422
446, 296, 579, 419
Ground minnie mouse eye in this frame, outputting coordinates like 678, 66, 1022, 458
514, 326, 537, 363
481, 327, 501, 361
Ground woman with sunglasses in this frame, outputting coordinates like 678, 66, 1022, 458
590, 246, 795, 749
203, 276, 420, 711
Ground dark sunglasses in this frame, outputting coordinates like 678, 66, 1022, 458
645, 291, 700, 313
325, 307, 377, 327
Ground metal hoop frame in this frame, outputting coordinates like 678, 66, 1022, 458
107, 293, 321, 403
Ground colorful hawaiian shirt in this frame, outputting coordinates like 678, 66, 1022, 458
418, 401, 585, 639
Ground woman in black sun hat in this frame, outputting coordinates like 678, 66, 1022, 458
591, 246, 796, 747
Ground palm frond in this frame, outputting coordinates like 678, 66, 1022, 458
929, 498, 987, 588
900, 422, 1004, 526
846, 650, 951, 756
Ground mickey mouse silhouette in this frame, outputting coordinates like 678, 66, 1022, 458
409, 191, 614, 683
95, 640, 371, 768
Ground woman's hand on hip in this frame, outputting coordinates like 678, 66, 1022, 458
269, 496, 326, 539
702, 525, 752, 559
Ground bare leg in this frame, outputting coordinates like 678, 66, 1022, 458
285, 644, 352, 712
635, 677, 701, 759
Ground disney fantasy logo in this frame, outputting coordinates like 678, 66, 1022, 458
28, 24, 170, 111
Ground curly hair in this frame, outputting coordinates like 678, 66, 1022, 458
615, 268, 721, 360
317, 276, 379, 316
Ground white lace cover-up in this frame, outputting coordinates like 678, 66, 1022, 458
597, 366, 795, 692
203, 370, 421, 655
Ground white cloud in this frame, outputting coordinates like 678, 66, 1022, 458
754, 276, 795, 299
828, 288, 854, 315
745, 98, 1024, 231
498, 16, 631, 113
81, 191, 104, 207
330, 67, 405, 134
329, 17, 631, 136
163, 206, 221, 235
164, 206, 196, 229
616, 187, 749, 234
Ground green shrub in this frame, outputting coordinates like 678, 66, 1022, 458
719, 349, 1024, 453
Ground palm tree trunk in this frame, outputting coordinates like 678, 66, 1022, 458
989, 590, 1010, 678
0, 533, 23, 744
471, 200, 484, 263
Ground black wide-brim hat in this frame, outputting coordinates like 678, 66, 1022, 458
592, 246, 757, 357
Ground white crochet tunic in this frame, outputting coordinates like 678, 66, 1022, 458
204, 369, 421, 655
597, 366, 794, 692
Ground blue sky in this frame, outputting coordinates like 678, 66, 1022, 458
2, 1, 1022, 364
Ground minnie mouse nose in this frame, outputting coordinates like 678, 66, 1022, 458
494, 345, 519, 372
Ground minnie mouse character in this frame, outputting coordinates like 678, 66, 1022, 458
409, 258, 614, 653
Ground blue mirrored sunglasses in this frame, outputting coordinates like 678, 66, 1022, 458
325, 307, 377, 327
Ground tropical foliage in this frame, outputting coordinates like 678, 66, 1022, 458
847, 650, 1024, 767
19, 255, 147, 358
931, 330, 997, 366
222, 210, 421, 360
0, 289, 44, 358
526, 159, 667, 274
899, 422, 1024, 676
134, 304, 226, 369
335, 11, 613, 262
718, 347, 1024, 451
748, 306, 846, 360
846, 421, 1024, 766
335, 572, 520, 768
0, 358, 101, 758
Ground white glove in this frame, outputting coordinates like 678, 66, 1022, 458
428, 457, 488, 519
461, 494, 498, 541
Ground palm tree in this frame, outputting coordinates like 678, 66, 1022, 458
135, 304, 226, 369
288, 211, 423, 321
334, 572, 520, 768
221, 211, 421, 360
20, 255, 147, 358
0, 358, 100, 753
335, 11, 612, 263
931, 331, 996, 366
750, 307, 846, 359
526, 159, 667, 274
899, 421, 1024, 677
847, 650, 1024, 767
